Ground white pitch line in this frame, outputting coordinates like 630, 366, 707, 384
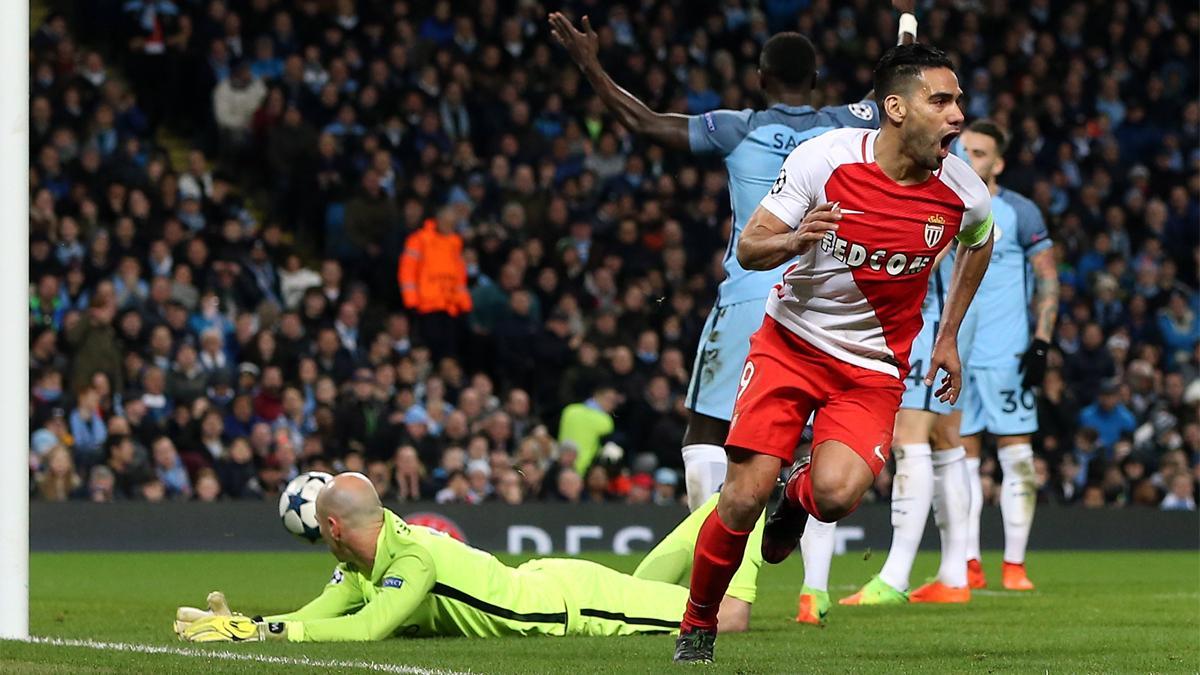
19, 636, 474, 675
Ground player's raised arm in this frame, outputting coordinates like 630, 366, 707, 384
549, 12, 689, 150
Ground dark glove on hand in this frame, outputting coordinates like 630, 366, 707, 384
1018, 338, 1050, 389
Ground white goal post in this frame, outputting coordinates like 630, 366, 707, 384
0, 0, 30, 641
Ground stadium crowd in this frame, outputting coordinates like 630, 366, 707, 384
27, 1, 1199, 511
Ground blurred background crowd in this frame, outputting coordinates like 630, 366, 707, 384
27, 0, 1199, 511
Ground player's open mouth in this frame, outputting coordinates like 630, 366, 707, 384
938, 131, 959, 159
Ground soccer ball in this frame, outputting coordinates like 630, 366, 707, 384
279, 472, 333, 543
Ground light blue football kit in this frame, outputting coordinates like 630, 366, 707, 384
959, 188, 1052, 436
900, 254, 978, 416
684, 102, 879, 420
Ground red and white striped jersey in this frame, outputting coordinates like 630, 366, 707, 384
758, 128, 993, 379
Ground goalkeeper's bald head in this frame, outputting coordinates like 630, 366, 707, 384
316, 473, 385, 563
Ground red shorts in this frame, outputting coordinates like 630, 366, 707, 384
725, 316, 904, 476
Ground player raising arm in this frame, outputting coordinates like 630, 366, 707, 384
175, 474, 755, 643
675, 44, 994, 664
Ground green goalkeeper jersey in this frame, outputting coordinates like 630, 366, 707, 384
265, 509, 574, 642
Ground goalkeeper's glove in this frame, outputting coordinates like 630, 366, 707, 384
1018, 338, 1050, 388
174, 591, 234, 637
180, 615, 289, 643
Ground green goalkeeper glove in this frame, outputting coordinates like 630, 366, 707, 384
180, 615, 289, 643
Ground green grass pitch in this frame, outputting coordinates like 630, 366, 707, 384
2, 550, 1197, 673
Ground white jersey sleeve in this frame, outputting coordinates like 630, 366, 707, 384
937, 154, 994, 248
757, 134, 829, 229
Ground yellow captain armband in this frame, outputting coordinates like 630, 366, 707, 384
956, 213, 994, 249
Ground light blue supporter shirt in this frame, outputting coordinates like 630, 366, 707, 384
687, 102, 879, 308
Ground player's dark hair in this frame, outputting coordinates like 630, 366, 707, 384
967, 119, 1010, 155
873, 43, 955, 99
759, 32, 817, 89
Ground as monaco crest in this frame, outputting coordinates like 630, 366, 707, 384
924, 214, 946, 247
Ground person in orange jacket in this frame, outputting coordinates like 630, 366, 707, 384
398, 207, 472, 360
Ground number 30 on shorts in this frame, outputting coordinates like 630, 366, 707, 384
736, 360, 756, 401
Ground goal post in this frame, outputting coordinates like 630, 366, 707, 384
0, 0, 30, 641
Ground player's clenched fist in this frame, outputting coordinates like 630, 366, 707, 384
790, 202, 842, 256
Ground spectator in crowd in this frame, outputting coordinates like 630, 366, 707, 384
193, 468, 222, 502
105, 434, 148, 500
1161, 474, 1197, 511
213, 62, 267, 162
1078, 379, 1139, 452
151, 436, 192, 499
24, 1, 1199, 513
67, 390, 106, 467
558, 385, 619, 475
398, 206, 472, 361
66, 295, 123, 394
37, 446, 82, 502
87, 465, 115, 503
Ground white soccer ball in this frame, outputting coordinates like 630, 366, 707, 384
279, 471, 333, 543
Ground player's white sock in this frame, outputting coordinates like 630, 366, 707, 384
800, 516, 836, 592
878, 443, 933, 593
682, 444, 727, 512
998, 444, 1036, 564
932, 447, 970, 588
964, 456, 983, 561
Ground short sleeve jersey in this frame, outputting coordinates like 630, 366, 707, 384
686, 102, 879, 308
965, 187, 1052, 368
758, 129, 994, 379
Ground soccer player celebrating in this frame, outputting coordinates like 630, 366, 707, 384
548, 12, 887, 511
674, 44, 995, 664
175, 474, 751, 643
551, 9, 919, 626
954, 120, 1058, 591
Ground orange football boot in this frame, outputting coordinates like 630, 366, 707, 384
1002, 562, 1035, 591
909, 580, 971, 604
795, 586, 831, 626
966, 558, 987, 589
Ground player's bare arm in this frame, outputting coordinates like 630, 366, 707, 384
926, 235, 993, 402
736, 203, 842, 271
548, 12, 689, 150
1032, 250, 1060, 340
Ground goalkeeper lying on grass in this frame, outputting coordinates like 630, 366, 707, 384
176, 473, 763, 642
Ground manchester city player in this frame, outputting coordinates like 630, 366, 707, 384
175, 474, 760, 643
830, 251, 980, 610
955, 120, 1058, 591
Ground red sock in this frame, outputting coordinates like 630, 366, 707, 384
785, 462, 824, 519
785, 465, 862, 522
682, 508, 751, 631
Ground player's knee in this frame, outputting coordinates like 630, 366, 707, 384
718, 487, 768, 528
810, 472, 864, 521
